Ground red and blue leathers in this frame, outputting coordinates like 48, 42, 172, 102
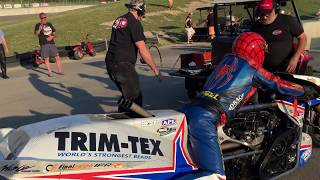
180, 54, 304, 179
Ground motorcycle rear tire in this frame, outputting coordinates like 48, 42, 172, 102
74, 50, 84, 60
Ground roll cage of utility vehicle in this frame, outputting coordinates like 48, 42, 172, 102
211, 0, 303, 64
171, 0, 312, 98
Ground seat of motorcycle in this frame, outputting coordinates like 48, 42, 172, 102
275, 72, 320, 93
104, 112, 132, 120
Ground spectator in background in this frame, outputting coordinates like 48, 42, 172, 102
167, 0, 174, 10
207, 8, 215, 39
0, 29, 9, 79
185, 13, 195, 44
34, 12, 63, 77
316, 9, 320, 19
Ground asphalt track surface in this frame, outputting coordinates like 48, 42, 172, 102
0, 44, 319, 179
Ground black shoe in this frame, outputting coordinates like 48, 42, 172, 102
2, 75, 9, 79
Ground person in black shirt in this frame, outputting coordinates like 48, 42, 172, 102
252, 0, 307, 73
105, 0, 160, 114
34, 12, 63, 77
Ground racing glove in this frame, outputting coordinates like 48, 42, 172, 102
298, 85, 319, 100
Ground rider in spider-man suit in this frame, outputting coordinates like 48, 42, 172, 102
178, 32, 306, 180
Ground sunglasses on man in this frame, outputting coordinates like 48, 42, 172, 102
259, 11, 273, 17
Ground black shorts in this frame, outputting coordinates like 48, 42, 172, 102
40, 44, 59, 59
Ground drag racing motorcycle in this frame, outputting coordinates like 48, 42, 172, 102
0, 74, 319, 180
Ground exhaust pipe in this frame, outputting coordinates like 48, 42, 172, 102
117, 97, 153, 118
221, 142, 242, 151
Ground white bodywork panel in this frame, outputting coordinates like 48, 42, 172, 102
0, 110, 192, 179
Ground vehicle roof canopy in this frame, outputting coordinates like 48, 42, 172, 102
212, 0, 290, 4
213, 0, 259, 4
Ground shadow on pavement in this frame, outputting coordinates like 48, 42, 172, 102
79, 73, 119, 92
83, 60, 106, 71
160, 31, 186, 43
79, 64, 189, 110
0, 110, 67, 128
1, 73, 117, 127
28, 73, 117, 115
159, 26, 180, 30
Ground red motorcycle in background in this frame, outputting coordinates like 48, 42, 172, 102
72, 34, 96, 60
31, 49, 56, 67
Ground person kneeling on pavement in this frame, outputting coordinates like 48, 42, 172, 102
178, 32, 316, 180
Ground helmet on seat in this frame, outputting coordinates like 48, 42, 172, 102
125, 0, 146, 17
232, 32, 267, 65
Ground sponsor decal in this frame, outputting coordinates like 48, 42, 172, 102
0, 164, 38, 173
45, 162, 125, 172
141, 120, 157, 127
157, 126, 176, 136
56, 151, 152, 160
46, 164, 82, 172
301, 149, 312, 161
200, 91, 219, 100
228, 93, 244, 110
54, 132, 164, 159
272, 29, 283, 36
94, 162, 124, 168
161, 119, 177, 126
218, 136, 224, 142
112, 17, 128, 29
